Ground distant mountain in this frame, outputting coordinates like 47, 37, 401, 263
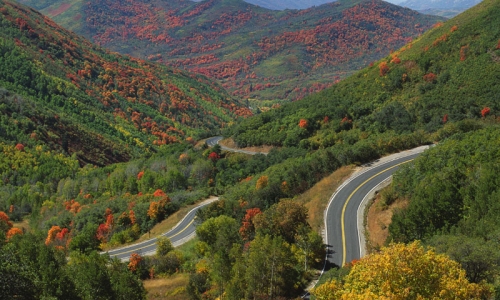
0, 0, 250, 165
15, 0, 444, 102
196, 0, 406, 10
399, 0, 482, 10
399, 0, 483, 17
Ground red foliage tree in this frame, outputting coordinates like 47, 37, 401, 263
96, 223, 110, 242
129, 210, 136, 224
0, 211, 13, 233
15, 143, 24, 151
56, 228, 69, 241
496, 40, 500, 50
6, 227, 23, 240
128, 253, 143, 272
391, 56, 401, 64
442, 114, 448, 124
481, 107, 491, 118
45, 225, 62, 245
137, 171, 145, 180
379, 62, 389, 76
460, 45, 469, 61
423, 73, 437, 83
153, 189, 166, 197
299, 119, 308, 129
208, 151, 220, 162
239, 208, 262, 240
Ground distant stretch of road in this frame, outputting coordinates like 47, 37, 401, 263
325, 147, 428, 267
205, 136, 268, 155
105, 198, 217, 261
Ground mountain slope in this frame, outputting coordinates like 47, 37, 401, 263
0, 0, 250, 165
227, 0, 500, 149
15, 0, 443, 102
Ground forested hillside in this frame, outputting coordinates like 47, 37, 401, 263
15, 0, 443, 102
0, 0, 250, 166
227, 0, 499, 148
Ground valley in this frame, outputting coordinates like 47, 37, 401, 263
1, 0, 500, 299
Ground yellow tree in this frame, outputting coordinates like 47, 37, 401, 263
312, 241, 491, 300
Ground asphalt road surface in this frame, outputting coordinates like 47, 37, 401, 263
325, 150, 425, 267
104, 198, 217, 261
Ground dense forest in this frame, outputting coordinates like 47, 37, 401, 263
1, 0, 500, 298
15, 0, 443, 103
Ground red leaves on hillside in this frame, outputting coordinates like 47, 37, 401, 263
0, 211, 13, 232
208, 152, 220, 162
137, 171, 145, 180
423, 73, 437, 83
442, 114, 448, 124
6, 227, 23, 240
15, 143, 24, 151
460, 45, 469, 61
153, 189, 166, 197
391, 56, 401, 64
481, 107, 491, 118
45, 225, 62, 245
432, 34, 448, 47
379, 62, 389, 77
239, 208, 262, 240
433, 22, 444, 28
128, 253, 142, 272
450, 25, 458, 32
299, 119, 308, 129
496, 40, 500, 50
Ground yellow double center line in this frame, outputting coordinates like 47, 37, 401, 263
340, 160, 413, 266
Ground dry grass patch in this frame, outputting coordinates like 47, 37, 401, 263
366, 191, 408, 253
144, 273, 189, 300
12, 219, 30, 232
219, 138, 274, 154
294, 166, 355, 232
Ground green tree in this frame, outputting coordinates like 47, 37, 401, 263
245, 234, 299, 299
156, 236, 174, 257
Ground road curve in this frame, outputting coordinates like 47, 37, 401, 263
104, 198, 218, 261
325, 147, 428, 267
206, 136, 268, 155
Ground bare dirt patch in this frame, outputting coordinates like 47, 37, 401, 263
366, 192, 408, 253
219, 138, 274, 154
144, 273, 189, 300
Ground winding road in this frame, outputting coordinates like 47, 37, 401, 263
104, 198, 217, 261
324, 146, 429, 267
108, 136, 428, 268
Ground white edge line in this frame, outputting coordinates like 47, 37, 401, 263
356, 177, 392, 258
